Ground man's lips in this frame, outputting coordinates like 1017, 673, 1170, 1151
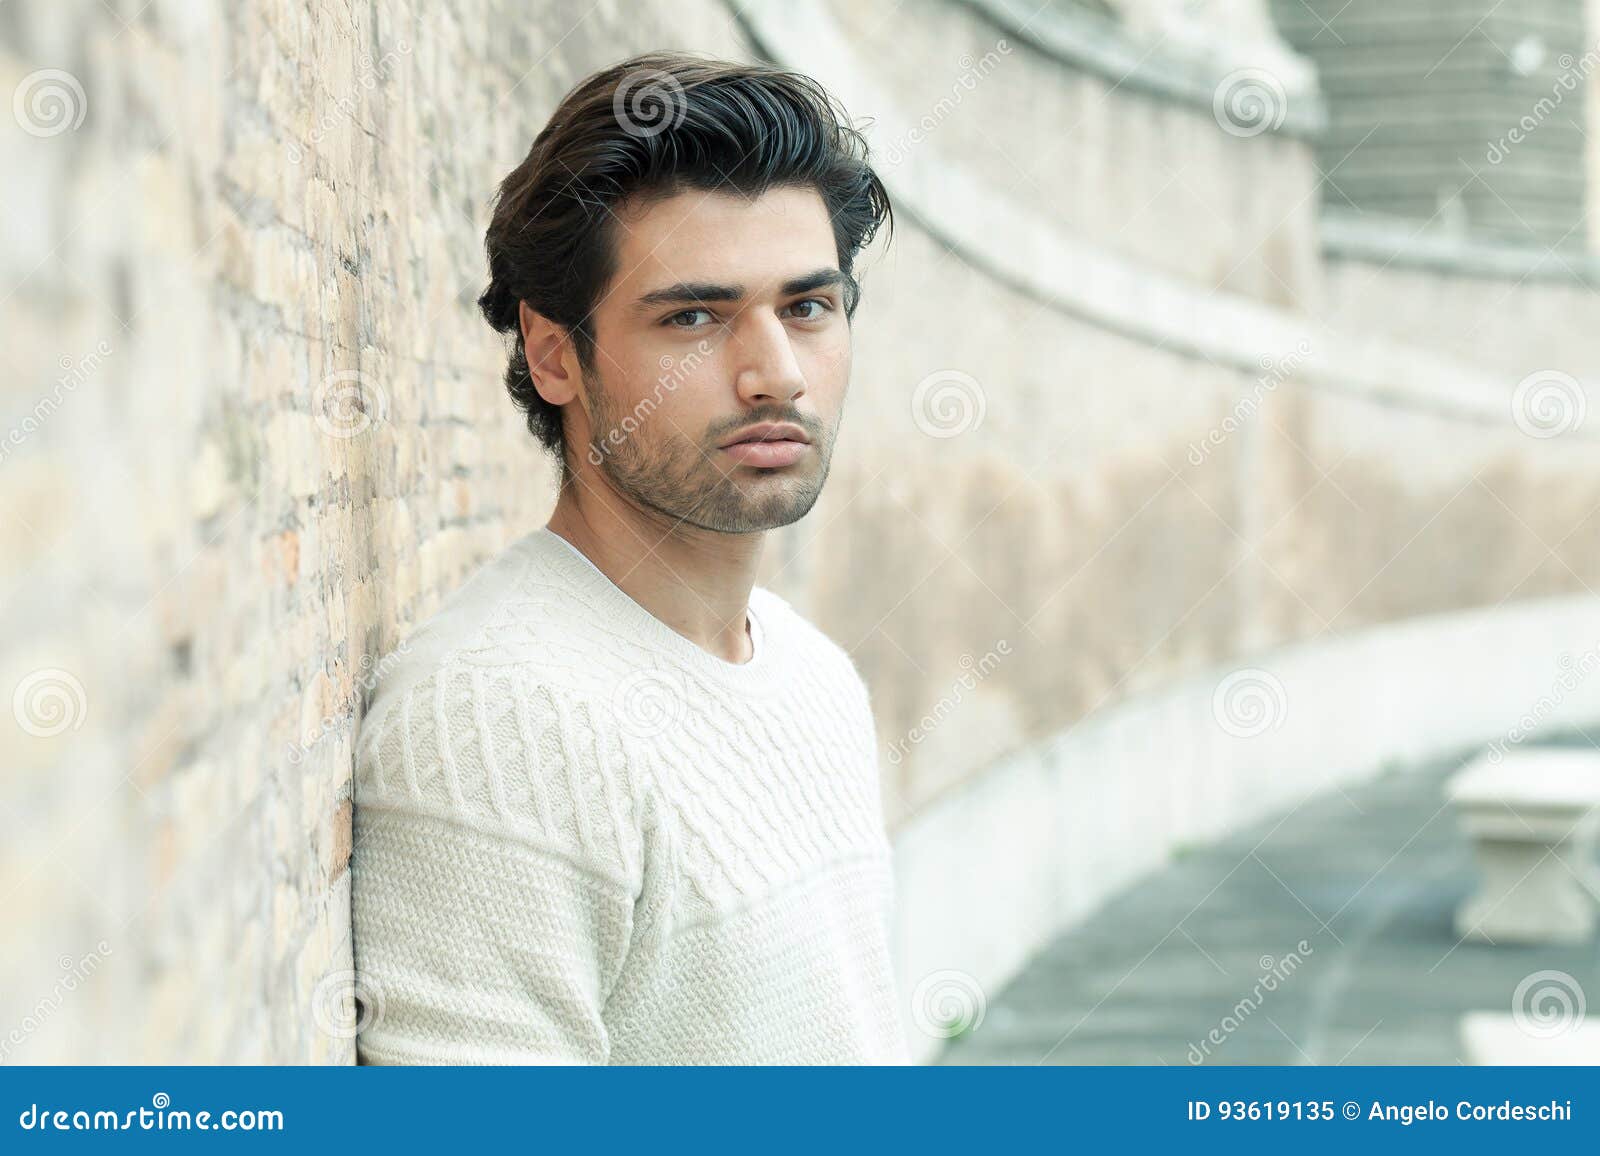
718, 422, 811, 448
720, 438, 809, 468
717, 421, 811, 468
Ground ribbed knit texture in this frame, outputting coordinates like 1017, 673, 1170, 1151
349, 526, 910, 1064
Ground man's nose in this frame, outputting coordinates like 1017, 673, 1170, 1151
731, 313, 808, 404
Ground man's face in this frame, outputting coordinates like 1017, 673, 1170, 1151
573, 184, 852, 533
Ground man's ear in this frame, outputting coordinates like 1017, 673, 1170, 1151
518, 299, 579, 405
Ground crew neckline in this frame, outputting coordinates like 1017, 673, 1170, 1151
522, 525, 784, 694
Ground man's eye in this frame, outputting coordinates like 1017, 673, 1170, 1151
666, 308, 712, 328
786, 297, 834, 320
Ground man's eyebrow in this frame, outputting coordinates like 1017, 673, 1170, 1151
630, 268, 847, 313
779, 268, 848, 297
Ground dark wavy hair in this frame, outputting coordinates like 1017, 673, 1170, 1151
476, 50, 894, 480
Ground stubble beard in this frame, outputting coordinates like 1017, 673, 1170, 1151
581, 365, 832, 534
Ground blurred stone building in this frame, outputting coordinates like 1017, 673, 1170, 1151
1275, 0, 1593, 248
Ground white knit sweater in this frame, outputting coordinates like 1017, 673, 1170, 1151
349, 525, 911, 1064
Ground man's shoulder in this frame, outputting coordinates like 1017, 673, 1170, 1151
351, 660, 645, 888
360, 532, 619, 730
352, 534, 648, 846
753, 585, 874, 709
351, 654, 641, 865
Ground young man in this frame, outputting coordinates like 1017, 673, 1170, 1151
347, 51, 907, 1064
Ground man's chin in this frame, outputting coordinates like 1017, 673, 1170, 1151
679, 478, 826, 534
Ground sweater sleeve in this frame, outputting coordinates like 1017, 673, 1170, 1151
348, 667, 642, 1065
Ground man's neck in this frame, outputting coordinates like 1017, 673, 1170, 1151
545, 481, 764, 665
